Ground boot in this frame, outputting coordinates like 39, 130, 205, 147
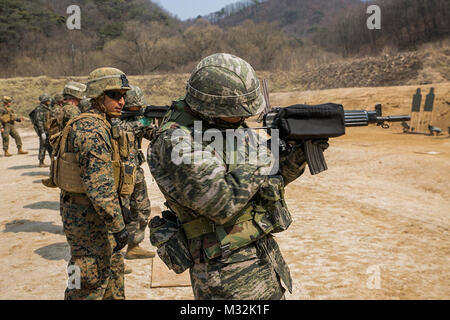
17, 148, 28, 155
39, 160, 49, 168
125, 244, 155, 260
41, 178, 57, 188
124, 264, 133, 274
4, 150, 12, 157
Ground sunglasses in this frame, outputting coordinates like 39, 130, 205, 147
105, 91, 127, 101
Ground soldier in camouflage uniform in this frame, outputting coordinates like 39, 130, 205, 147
111, 85, 155, 262
149, 53, 329, 300
78, 98, 92, 113
33, 94, 53, 167
0, 96, 28, 157
60, 67, 130, 300
59, 81, 86, 129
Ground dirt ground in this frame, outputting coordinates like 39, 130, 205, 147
0, 85, 449, 300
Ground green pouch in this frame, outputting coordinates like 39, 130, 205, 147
258, 175, 292, 233
150, 211, 193, 274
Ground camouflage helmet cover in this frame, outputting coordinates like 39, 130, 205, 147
63, 81, 87, 100
124, 84, 147, 109
185, 53, 265, 118
3, 96, 13, 103
53, 93, 64, 104
39, 93, 52, 103
86, 67, 131, 99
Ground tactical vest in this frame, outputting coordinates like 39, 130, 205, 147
0, 107, 14, 125
48, 113, 136, 196
155, 100, 292, 260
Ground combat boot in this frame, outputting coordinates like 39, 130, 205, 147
41, 178, 57, 188
4, 150, 12, 157
17, 148, 28, 155
39, 160, 49, 168
125, 244, 155, 260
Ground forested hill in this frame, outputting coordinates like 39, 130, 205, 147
208, 0, 360, 38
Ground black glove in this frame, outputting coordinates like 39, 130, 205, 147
113, 228, 129, 252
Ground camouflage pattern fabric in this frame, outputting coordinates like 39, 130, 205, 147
148, 100, 307, 300
185, 53, 266, 118
120, 167, 151, 245
0, 105, 23, 150
1, 123, 23, 151
34, 102, 53, 160
112, 115, 153, 246
60, 107, 126, 300
79, 98, 92, 113
61, 103, 81, 130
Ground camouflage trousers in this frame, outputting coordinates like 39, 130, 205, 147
123, 167, 151, 246
38, 133, 52, 161
189, 235, 291, 300
60, 191, 125, 300
1, 123, 22, 151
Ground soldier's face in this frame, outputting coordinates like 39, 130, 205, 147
220, 117, 246, 123
103, 90, 126, 115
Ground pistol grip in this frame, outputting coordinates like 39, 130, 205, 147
304, 140, 328, 175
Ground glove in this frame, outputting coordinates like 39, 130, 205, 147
40, 133, 47, 141
312, 138, 329, 151
113, 228, 129, 252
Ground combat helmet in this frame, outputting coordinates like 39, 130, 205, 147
185, 53, 265, 118
124, 85, 147, 109
39, 94, 52, 103
63, 81, 87, 100
3, 96, 13, 103
86, 67, 131, 99
53, 93, 64, 104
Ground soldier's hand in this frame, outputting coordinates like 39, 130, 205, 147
312, 138, 329, 151
113, 228, 129, 252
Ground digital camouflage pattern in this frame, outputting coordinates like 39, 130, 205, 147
112, 92, 154, 246
86, 68, 130, 99
185, 53, 266, 118
34, 101, 53, 161
61, 103, 81, 130
148, 96, 307, 299
0, 102, 23, 151
124, 85, 147, 109
61, 107, 126, 300
63, 81, 86, 100
79, 98, 92, 113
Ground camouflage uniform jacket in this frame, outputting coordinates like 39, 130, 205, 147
61, 108, 125, 234
0, 105, 20, 129
149, 101, 307, 290
112, 116, 154, 167
34, 103, 53, 134
61, 103, 81, 130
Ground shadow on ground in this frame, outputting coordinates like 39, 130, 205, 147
3, 219, 63, 235
35, 242, 70, 261
7, 164, 38, 170
24, 201, 59, 211
21, 171, 49, 177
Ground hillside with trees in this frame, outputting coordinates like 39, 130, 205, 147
0, 0, 448, 82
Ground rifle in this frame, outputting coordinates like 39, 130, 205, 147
120, 105, 170, 120
262, 103, 411, 175
122, 103, 410, 175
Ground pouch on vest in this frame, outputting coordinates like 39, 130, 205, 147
119, 163, 136, 196
0, 113, 11, 124
150, 210, 194, 274
256, 175, 292, 233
